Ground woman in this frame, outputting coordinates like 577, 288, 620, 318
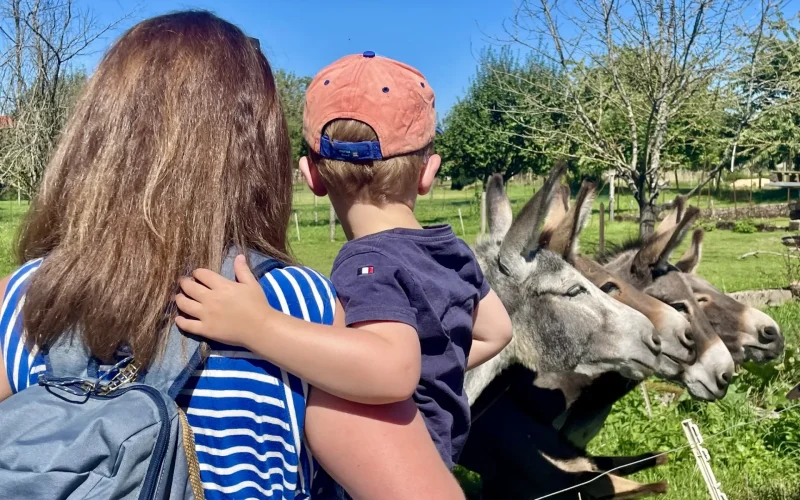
0, 11, 462, 500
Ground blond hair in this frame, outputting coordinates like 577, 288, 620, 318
311, 119, 432, 204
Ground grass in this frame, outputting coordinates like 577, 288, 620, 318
3, 183, 800, 499
291, 181, 791, 292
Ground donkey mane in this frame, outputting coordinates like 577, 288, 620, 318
596, 237, 644, 263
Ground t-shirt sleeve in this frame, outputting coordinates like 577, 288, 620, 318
0, 259, 46, 393
458, 239, 491, 299
259, 266, 337, 326
475, 259, 491, 299
331, 251, 418, 329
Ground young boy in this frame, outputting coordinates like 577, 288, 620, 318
175, 52, 512, 496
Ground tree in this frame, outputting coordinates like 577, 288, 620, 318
0, 0, 124, 197
274, 69, 311, 165
735, 11, 800, 171
683, 1, 798, 196
437, 48, 555, 188
499, 0, 757, 236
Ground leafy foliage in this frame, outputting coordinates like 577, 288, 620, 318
437, 48, 558, 188
274, 69, 311, 165
734, 219, 758, 233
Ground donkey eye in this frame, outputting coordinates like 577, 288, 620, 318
566, 285, 587, 297
670, 302, 689, 313
600, 282, 619, 295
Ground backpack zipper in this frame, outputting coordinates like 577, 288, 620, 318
96, 384, 171, 500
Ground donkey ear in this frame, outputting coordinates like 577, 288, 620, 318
539, 184, 571, 247
498, 161, 567, 275
655, 195, 687, 236
675, 229, 704, 274
632, 206, 700, 276
487, 173, 513, 240
547, 181, 596, 261
542, 185, 570, 232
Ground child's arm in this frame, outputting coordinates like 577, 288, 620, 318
306, 389, 465, 500
175, 255, 420, 405
467, 288, 512, 370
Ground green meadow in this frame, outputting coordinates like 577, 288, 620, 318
2, 180, 799, 499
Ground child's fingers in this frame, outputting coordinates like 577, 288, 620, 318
175, 315, 204, 335
179, 277, 210, 301
175, 293, 204, 319
233, 254, 259, 285
192, 268, 230, 289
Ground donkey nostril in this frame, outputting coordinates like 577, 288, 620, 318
760, 326, 779, 343
719, 371, 733, 385
652, 333, 661, 347
683, 330, 695, 346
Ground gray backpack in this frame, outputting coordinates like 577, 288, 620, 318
0, 251, 278, 500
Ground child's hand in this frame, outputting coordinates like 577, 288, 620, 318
174, 254, 275, 348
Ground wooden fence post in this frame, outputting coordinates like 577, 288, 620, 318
314, 212, 318, 225
294, 212, 301, 241
329, 203, 336, 242
457, 209, 466, 236
599, 203, 605, 257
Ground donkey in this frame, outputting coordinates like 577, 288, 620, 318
462, 384, 669, 500
463, 164, 662, 404
541, 182, 696, 380
460, 174, 669, 499
675, 228, 784, 364
601, 199, 735, 402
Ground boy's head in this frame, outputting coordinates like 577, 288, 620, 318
300, 52, 440, 205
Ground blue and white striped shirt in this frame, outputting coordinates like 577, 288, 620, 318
0, 258, 337, 500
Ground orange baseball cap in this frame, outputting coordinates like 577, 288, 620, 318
303, 51, 436, 161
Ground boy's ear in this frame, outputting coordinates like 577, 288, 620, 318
299, 156, 328, 197
418, 153, 441, 195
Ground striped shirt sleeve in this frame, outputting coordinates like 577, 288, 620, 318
0, 259, 45, 393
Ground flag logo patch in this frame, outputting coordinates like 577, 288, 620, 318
358, 266, 374, 276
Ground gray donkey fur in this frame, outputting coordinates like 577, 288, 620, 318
464, 164, 661, 404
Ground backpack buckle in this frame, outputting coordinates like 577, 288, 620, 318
96, 359, 140, 395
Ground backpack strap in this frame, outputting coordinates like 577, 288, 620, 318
46, 247, 284, 399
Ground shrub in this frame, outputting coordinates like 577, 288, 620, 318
734, 219, 757, 234
699, 221, 716, 232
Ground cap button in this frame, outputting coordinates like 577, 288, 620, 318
362, 51, 375, 58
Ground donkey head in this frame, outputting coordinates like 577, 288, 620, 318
603, 198, 734, 401
676, 230, 784, 364
474, 164, 661, 387
541, 183, 695, 379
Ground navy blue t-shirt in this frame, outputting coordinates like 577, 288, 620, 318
331, 224, 490, 467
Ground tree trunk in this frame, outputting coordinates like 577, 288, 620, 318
637, 168, 656, 237
639, 201, 657, 238
674, 169, 680, 191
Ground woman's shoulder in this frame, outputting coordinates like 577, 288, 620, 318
259, 265, 336, 325
0, 259, 44, 307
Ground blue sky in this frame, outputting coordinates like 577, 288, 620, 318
80, 0, 520, 115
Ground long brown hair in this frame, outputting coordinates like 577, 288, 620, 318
18, 11, 293, 366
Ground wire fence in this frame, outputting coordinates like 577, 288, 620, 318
532, 401, 800, 500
